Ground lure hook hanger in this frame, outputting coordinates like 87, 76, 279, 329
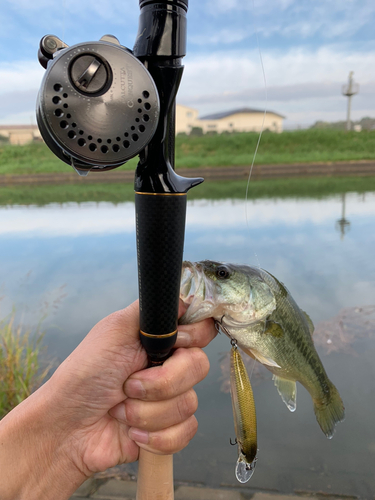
215, 317, 238, 347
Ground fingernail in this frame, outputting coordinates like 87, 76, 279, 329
124, 379, 146, 399
177, 330, 191, 347
128, 427, 149, 444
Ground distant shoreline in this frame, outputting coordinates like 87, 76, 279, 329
1, 160, 375, 186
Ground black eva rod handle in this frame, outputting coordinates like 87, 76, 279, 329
135, 192, 187, 362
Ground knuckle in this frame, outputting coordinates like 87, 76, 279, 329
182, 416, 199, 447
176, 390, 198, 421
151, 416, 198, 454
152, 371, 176, 399
124, 400, 144, 427
191, 349, 210, 382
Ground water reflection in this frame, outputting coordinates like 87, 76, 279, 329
335, 193, 351, 240
314, 305, 375, 355
0, 191, 375, 497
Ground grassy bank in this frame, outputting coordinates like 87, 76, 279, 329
1, 129, 375, 175
176, 128, 375, 167
0, 176, 374, 206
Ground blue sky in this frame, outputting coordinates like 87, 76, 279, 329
0, 0, 374, 127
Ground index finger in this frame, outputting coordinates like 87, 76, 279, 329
124, 347, 209, 401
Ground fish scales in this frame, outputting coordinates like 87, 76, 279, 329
258, 269, 331, 400
180, 260, 345, 439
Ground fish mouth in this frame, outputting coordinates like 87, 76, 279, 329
179, 261, 218, 324
180, 261, 200, 302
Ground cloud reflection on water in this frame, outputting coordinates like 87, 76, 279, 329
0, 192, 374, 236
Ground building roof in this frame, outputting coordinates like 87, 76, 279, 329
200, 108, 285, 120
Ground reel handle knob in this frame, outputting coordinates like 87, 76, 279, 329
38, 35, 68, 69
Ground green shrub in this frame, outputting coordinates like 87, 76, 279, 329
189, 126, 203, 136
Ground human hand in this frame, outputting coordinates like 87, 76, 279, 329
0, 299, 217, 500
42, 299, 217, 477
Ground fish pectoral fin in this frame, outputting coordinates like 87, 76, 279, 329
301, 309, 314, 336
241, 346, 281, 368
273, 375, 297, 412
264, 320, 284, 338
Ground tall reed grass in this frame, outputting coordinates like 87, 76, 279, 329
0, 312, 51, 418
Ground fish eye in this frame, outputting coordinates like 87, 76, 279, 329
216, 266, 230, 279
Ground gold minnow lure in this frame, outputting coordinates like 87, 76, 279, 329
230, 343, 258, 483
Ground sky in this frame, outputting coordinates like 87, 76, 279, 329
0, 0, 374, 128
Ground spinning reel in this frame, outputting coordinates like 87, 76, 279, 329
37, 34, 160, 175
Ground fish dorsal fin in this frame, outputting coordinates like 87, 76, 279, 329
240, 345, 281, 368
273, 375, 297, 412
301, 310, 314, 336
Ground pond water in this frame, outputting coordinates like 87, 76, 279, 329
1, 187, 374, 498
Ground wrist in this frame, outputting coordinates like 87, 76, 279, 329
0, 379, 88, 500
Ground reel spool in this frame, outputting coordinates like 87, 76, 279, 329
37, 35, 160, 174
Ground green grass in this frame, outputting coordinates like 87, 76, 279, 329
175, 129, 375, 168
0, 176, 374, 206
1, 129, 375, 175
0, 142, 138, 175
0, 312, 51, 418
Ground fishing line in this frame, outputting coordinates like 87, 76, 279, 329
62, 0, 67, 42
244, 0, 268, 234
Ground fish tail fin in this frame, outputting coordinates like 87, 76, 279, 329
313, 382, 345, 439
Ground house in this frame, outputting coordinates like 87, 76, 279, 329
175, 104, 200, 135
176, 105, 284, 134
0, 125, 41, 145
0, 105, 284, 146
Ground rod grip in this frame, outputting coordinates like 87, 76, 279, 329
136, 450, 174, 500
135, 192, 187, 362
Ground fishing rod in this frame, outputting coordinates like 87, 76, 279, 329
36, 0, 203, 497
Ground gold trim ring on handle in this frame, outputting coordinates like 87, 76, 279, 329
140, 329, 178, 339
135, 192, 186, 196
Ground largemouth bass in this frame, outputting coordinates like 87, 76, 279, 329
230, 344, 257, 483
180, 260, 345, 438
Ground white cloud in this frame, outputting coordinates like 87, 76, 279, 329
0, 61, 43, 124
190, 28, 251, 46
178, 46, 375, 121
0, 43, 374, 127
0, 61, 44, 95
0, 202, 136, 236
186, 194, 375, 229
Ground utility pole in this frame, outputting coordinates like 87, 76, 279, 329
342, 71, 359, 131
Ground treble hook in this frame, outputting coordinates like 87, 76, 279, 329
214, 319, 222, 334
215, 316, 238, 347
230, 437, 238, 446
